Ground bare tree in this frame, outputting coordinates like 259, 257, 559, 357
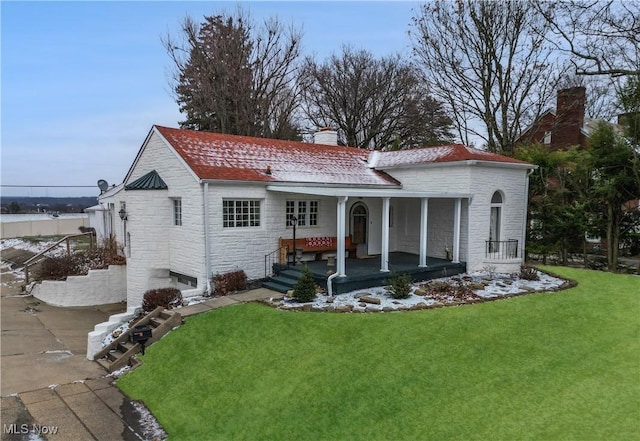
163, 8, 303, 139
411, 0, 568, 154
300, 46, 454, 150
538, 0, 640, 78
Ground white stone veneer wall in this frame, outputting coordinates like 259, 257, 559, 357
385, 163, 530, 273
31, 265, 126, 307
206, 186, 339, 280
122, 131, 206, 306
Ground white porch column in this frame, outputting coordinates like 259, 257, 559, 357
419, 198, 429, 267
380, 197, 390, 272
453, 198, 461, 263
336, 196, 348, 277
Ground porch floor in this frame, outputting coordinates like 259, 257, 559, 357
292, 252, 466, 294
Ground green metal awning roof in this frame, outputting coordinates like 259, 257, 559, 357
125, 170, 168, 190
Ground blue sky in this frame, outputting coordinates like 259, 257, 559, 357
1, 1, 419, 197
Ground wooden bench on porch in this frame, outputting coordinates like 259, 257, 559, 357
278, 236, 357, 263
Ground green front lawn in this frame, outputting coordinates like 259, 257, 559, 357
117, 267, 640, 440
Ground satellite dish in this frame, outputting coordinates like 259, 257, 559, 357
97, 179, 109, 194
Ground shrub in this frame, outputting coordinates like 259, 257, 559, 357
212, 270, 247, 296
292, 266, 316, 303
387, 272, 412, 299
32, 237, 126, 282
520, 265, 539, 281
422, 280, 478, 302
142, 288, 183, 312
425, 280, 452, 293
34, 255, 84, 281
93, 236, 126, 266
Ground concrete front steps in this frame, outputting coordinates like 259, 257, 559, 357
262, 269, 302, 293
94, 307, 182, 373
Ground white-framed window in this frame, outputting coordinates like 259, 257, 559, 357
543, 131, 552, 144
223, 200, 261, 228
489, 191, 503, 253
172, 198, 182, 226
286, 200, 319, 227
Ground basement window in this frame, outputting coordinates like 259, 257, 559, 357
170, 271, 197, 288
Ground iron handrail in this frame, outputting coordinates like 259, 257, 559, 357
23, 232, 96, 284
264, 245, 289, 278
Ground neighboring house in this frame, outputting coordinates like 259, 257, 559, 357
517, 86, 596, 150
517, 86, 635, 253
101, 125, 535, 307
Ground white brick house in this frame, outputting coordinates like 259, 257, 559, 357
101, 125, 535, 306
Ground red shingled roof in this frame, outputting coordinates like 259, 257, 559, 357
154, 126, 531, 186
155, 126, 399, 186
369, 145, 531, 168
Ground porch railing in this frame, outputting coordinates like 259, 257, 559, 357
265, 245, 289, 278
485, 239, 518, 259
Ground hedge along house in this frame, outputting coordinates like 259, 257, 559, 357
101, 125, 535, 306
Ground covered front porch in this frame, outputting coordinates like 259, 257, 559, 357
267, 185, 472, 294
267, 252, 466, 295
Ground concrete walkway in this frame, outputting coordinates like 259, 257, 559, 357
178, 288, 283, 317
1, 270, 280, 441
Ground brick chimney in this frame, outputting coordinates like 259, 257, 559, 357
313, 127, 338, 146
552, 86, 586, 150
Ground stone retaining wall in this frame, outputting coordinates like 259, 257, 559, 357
32, 265, 126, 307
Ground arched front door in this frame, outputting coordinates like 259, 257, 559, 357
350, 203, 368, 257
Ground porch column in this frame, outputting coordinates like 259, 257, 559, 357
336, 196, 348, 277
419, 198, 429, 267
452, 198, 461, 263
380, 197, 390, 272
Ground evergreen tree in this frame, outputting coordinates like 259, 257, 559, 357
515, 144, 590, 264
164, 9, 302, 140
292, 266, 316, 303
588, 121, 640, 270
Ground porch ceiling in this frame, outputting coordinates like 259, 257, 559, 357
266, 185, 472, 199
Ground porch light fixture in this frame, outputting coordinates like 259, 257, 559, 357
119, 207, 127, 221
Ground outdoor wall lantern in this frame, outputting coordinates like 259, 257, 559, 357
118, 206, 127, 221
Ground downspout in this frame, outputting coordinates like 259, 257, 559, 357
203, 182, 212, 295
521, 169, 534, 262
327, 272, 340, 297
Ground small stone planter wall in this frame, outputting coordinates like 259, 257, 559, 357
31, 265, 126, 307
87, 305, 140, 360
